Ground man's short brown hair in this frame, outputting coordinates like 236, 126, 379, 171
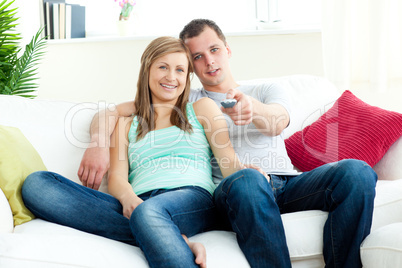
179, 19, 226, 45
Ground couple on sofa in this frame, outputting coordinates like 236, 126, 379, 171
22, 19, 377, 268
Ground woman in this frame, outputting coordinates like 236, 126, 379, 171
22, 36, 255, 268
108, 36, 246, 267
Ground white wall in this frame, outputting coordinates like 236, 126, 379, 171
36, 32, 324, 104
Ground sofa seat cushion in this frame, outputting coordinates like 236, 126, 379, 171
6, 219, 247, 268
361, 223, 402, 268
1, 220, 148, 268
371, 179, 402, 231
5, 180, 402, 268
5, 211, 329, 268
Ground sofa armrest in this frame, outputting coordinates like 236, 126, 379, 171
0, 188, 14, 233
374, 137, 402, 180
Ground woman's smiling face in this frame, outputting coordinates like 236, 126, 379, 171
148, 52, 189, 105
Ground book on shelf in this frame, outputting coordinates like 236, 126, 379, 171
65, 4, 71, 39
38, 0, 45, 38
42, 0, 63, 40
59, 3, 66, 39
53, 3, 59, 39
69, 4, 85, 38
40, 0, 85, 40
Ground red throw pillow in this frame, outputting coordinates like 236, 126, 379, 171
285, 90, 402, 171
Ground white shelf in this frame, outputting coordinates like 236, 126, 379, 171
46, 24, 321, 45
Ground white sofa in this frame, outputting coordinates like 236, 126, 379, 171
1, 74, 402, 268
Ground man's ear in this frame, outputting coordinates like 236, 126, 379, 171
226, 43, 232, 58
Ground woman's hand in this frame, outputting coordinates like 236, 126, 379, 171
121, 194, 143, 219
243, 163, 270, 183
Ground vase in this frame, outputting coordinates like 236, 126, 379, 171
117, 20, 130, 36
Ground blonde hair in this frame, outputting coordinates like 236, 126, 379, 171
134, 36, 194, 140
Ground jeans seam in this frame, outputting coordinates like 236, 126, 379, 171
329, 187, 338, 267
171, 205, 215, 219
330, 211, 336, 267
221, 174, 245, 241
282, 189, 326, 207
170, 187, 214, 218
224, 175, 245, 194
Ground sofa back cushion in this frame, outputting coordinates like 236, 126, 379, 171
0, 95, 109, 193
239, 74, 342, 138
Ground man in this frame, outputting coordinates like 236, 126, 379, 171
79, 19, 377, 267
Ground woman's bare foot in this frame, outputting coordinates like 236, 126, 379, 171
182, 235, 207, 268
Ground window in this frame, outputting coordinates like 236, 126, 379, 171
81, 0, 321, 37
279, 0, 321, 26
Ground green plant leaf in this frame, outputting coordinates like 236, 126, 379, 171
0, 0, 46, 98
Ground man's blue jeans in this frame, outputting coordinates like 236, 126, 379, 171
22, 171, 217, 268
214, 159, 377, 268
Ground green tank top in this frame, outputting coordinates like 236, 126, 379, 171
128, 102, 215, 195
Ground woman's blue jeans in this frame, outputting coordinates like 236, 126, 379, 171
22, 171, 217, 268
214, 159, 377, 268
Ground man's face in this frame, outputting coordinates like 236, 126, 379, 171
184, 27, 232, 89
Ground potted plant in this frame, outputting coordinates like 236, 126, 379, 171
115, 0, 136, 36
0, 0, 46, 98
116, 0, 136, 21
